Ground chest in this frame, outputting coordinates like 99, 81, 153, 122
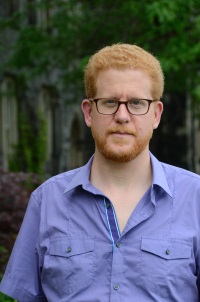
107, 188, 151, 233
41, 191, 197, 302
111, 199, 139, 232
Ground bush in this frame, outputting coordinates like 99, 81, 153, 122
0, 292, 16, 301
0, 168, 42, 277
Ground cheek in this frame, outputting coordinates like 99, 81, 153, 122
131, 117, 144, 131
135, 118, 154, 135
91, 118, 105, 137
91, 113, 100, 128
91, 114, 111, 130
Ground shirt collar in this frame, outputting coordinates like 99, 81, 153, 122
63, 156, 94, 194
150, 152, 172, 197
63, 153, 172, 198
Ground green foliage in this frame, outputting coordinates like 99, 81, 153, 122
0, 292, 16, 302
0, 246, 8, 273
9, 109, 47, 175
0, 0, 199, 100
7, 76, 48, 175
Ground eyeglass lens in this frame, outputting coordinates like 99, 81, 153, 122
96, 99, 151, 115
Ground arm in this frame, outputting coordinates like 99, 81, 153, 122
0, 193, 47, 302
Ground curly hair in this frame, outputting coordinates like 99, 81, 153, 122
84, 43, 164, 101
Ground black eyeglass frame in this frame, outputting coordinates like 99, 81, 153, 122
89, 98, 157, 116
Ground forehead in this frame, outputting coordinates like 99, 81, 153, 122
95, 68, 152, 98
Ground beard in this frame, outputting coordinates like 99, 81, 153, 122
91, 125, 153, 162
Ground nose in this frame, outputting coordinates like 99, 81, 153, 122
114, 102, 131, 124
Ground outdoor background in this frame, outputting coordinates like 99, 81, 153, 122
0, 0, 200, 301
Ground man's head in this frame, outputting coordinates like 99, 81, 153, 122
84, 43, 164, 101
82, 43, 164, 162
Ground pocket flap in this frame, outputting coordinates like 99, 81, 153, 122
50, 237, 94, 257
141, 237, 191, 260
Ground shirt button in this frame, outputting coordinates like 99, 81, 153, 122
66, 247, 72, 253
166, 249, 170, 255
106, 202, 111, 209
113, 284, 120, 290
116, 242, 121, 248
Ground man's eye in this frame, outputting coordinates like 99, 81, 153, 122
104, 99, 118, 106
130, 100, 141, 105
129, 99, 146, 107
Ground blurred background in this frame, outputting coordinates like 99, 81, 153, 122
0, 0, 200, 300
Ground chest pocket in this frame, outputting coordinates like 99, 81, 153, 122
140, 236, 192, 298
44, 237, 95, 295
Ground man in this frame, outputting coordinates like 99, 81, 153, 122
0, 43, 200, 301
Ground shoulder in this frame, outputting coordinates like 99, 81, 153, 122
161, 162, 200, 180
161, 162, 200, 192
31, 167, 82, 202
42, 167, 82, 187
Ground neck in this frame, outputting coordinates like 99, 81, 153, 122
90, 148, 152, 194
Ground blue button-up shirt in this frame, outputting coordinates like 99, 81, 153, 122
1, 153, 200, 301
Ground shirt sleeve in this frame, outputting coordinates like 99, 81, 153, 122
197, 249, 200, 300
0, 193, 47, 302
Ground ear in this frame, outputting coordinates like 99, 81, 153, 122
153, 101, 163, 129
81, 99, 92, 128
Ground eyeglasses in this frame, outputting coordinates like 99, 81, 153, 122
89, 98, 157, 116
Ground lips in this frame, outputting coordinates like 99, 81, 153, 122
111, 132, 133, 136
107, 129, 136, 136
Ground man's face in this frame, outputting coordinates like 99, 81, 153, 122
82, 68, 163, 162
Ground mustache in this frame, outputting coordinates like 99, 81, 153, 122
106, 127, 137, 136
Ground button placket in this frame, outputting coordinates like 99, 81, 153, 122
116, 242, 121, 248
106, 202, 111, 209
